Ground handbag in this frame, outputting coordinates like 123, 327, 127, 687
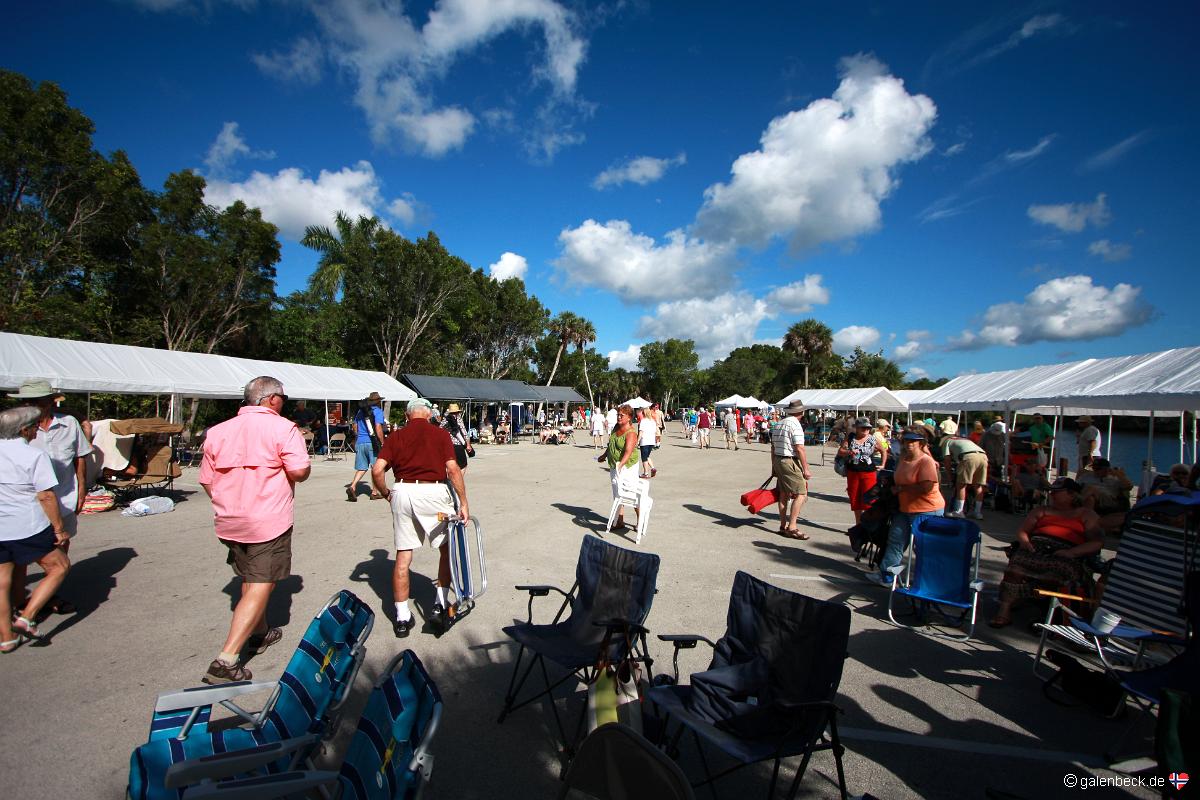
586, 627, 644, 734
833, 454, 848, 477
740, 477, 779, 515
1042, 649, 1126, 718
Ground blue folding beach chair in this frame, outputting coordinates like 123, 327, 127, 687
885, 515, 984, 641
177, 650, 443, 800
127, 590, 374, 800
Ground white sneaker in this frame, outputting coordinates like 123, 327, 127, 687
970, 510, 984, 520
863, 572, 893, 588
945, 510, 964, 519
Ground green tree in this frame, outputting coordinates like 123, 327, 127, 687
455, 273, 547, 379
638, 338, 699, 411
782, 319, 837, 388
906, 376, 949, 390
842, 347, 905, 388
263, 290, 349, 367
572, 317, 597, 410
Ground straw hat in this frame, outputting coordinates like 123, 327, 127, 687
446, 403, 462, 413
938, 419, 959, 436
875, 418, 891, 429
366, 391, 384, 403
783, 400, 805, 414
1076, 415, 1093, 424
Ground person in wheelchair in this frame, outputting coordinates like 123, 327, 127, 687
989, 477, 1102, 628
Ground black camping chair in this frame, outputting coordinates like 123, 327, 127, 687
498, 535, 660, 756
646, 571, 852, 800
560, 722, 695, 800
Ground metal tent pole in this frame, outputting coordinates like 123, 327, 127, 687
1048, 407, 1060, 478
1194, 410, 1198, 464
324, 399, 332, 461
1106, 413, 1113, 460
1143, 411, 1156, 491
1180, 412, 1185, 464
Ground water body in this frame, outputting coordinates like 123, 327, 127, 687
1061, 429, 1197, 474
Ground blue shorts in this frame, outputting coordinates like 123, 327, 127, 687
0, 525, 56, 566
639, 444, 654, 461
354, 441, 375, 470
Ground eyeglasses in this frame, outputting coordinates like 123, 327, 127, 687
269, 393, 288, 403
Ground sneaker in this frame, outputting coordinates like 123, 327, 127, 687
203, 659, 252, 685
863, 573, 893, 588
970, 510, 984, 520
393, 617, 415, 638
650, 468, 658, 478
246, 627, 283, 655
945, 510, 964, 519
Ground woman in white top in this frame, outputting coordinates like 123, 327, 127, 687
0, 406, 72, 651
637, 407, 660, 478
590, 406, 606, 448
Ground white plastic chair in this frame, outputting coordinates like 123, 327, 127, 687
605, 475, 653, 544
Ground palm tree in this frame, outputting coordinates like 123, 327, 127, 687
300, 212, 382, 301
538, 311, 581, 417
572, 317, 597, 411
782, 319, 834, 388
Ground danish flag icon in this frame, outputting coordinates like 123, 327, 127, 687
1169, 772, 1189, 790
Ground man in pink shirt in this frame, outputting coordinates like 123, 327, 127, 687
198, 376, 311, 684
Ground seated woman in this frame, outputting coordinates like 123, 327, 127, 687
989, 477, 1102, 628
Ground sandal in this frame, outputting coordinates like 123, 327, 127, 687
782, 528, 810, 540
988, 616, 1012, 629
13, 616, 41, 640
46, 596, 77, 615
0, 638, 19, 654
370, 491, 383, 500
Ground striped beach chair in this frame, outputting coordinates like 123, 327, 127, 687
1033, 506, 1199, 679
171, 650, 442, 800
127, 590, 374, 800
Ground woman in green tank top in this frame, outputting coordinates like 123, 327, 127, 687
596, 403, 640, 530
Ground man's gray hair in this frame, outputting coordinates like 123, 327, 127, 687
244, 376, 284, 406
0, 406, 42, 439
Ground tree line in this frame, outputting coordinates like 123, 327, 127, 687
1, 70, 944, 425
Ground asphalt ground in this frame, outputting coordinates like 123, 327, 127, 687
0, 424, 1161, 799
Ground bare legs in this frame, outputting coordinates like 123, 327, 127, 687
220, 580, 274, 654
392, 544, 452, 605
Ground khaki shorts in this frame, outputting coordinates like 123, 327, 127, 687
772, 455, 807, 496
222, 528, 292, 583
391, 481, 455, 551
956, 453, 988, 486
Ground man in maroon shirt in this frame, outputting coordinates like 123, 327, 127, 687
371, 397, 470, 637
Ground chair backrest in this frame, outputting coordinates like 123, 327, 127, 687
615, 476, 649, 504
906, 516, 981, 605
712, 571, 851, 713
265, 590, 374, 743
567, 536, 659, 651
329, 433, 346, 448
559, 722, 694, 800
336, 650, 442, 800
1102, 510, 1200, 637
141, 444, 179, 478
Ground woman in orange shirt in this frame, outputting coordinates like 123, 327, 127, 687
866, 429, 944, 587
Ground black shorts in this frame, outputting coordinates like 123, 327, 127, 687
639, 444, 654, 461
453, 444, 469, 469
221, 528, 293, 583
0, 525, 57, 566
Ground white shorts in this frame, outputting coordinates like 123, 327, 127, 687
390, 482, 455, 551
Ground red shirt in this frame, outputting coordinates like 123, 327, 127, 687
377, 418, 455, 481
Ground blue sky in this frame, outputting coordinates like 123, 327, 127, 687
9, 1, 1199, 380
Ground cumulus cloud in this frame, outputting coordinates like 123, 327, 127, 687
204, 160, 412, 240
695, 54, 936, 253
763, 275, 830, 313
607, 344, 642, 370
947, 275, 1152, 350
204, 122, 275, 177
593, 153, 686, 190
1027, 193, 1111, 233
488, 252, 528, 281
906, 366, 930, 380
1079, 131, 1151, 173
832, 325, 881, 356
308, 0, 587, 156
252, 37, 324, 84
1088, 239, 1132, 262
893, 329, 931, 361
555, 219, 736, 303
636, 293, 772, 367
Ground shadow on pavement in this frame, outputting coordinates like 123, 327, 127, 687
31, 546, 138, 643
221, 573, 303, 630
682, 502, 776, 532
551, 502, 608, 530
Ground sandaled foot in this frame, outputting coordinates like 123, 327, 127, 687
246, 627, 283, 655
988, 616, 1012, 629
783, 528, 810, 540
370, 491, 383, 500
0, 638, 19, 654
12, 616, 41, 640
202, 659, 252, 684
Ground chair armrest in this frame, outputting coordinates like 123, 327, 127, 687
885, 565, 904, 576
155, 680, 276, 713
181, 770, 338, 800
774, 699, 841, 712
656, 634, 716, 649
969, 580, 985, 592
1035, 589, 1088, 603
593, 617, 649, 636
165, 734, 319, 788
514, 584, 569, 598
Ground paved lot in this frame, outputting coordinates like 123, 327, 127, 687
0, 425, 1157, 799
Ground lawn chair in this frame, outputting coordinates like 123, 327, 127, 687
560, 722, 695, 800
1032, 497, 1200, 681
326, 432, 348, 460
646, 571, 851, 800
127, 590, 374, 800
104, 440, 183, 500
605, 474, 653, 544
498, 535, 659, 757
302, 429, 316, 456
885, 515, 985, 641
176, 649, 441, 800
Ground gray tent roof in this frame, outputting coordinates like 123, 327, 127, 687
402, 374, 543, 402
529, 385, 586, 403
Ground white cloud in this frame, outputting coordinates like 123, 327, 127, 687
944, 142, 967, 156
695, 54, 936, 252
947, 275, 1152, 350
204, 160, 412, 239
1005, 134, 1056, 163
1080, 131, 1151, 173
488, 252, 528, 281
965, 13, 1067, 68
554, 219, 736, 303
1027, 193, 1111, 233
906, 366, 930, 380
763, 275, 830, 313
637, 293, 772, 367
1088, 239, 1132, 262
203, 122, 275, 177
252, 37, 324, 84
310, 0, 587, 156
593, 153, 686, 190
832, 325, 880, 356
387, 194, 418, 226
893, 331, 930, 362
606, 344, 642, 370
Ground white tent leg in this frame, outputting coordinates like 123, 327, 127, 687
87, 392, 91, 419
1106, 413, 1113, 461
1048, 408, 1060, 478
1194, 410, 1198, 464
1141, 411, 1157, 493
324, 399, 332, 461
1180, 412, 1185, 464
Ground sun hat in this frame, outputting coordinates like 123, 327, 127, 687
406, 397, 434, 413
901, 431, 926, 442
1049, 477, 1082, 493
366, 391, 384, 403
446, 403, 462, 413
938, 419, 959, 436
1076, 415, 1093, 424
853, 416, 872, 428
875, 418, 891, 429
7, 379, 63, 400
988, 422, 1005, 434
783, 400, 805, 414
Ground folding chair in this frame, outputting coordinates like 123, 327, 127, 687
326, 433, 348, 461
176, 650, 442, 800
498, 535, 660, 756
605, 475, 653, 544
560, 722, 695, 800
647, 571, 852, 800
885, 515, 985, 641
1032, 501, 1199, 680
127, 591, 374, 800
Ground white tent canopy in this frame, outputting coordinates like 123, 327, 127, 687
740, 396, 769, 408
919, 346, 1200, 413
892, 389, 935, 411
0, 332, 415, 402
776, 387, 908, 413
623, 396, 652, 409
713, 394, 746, 408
